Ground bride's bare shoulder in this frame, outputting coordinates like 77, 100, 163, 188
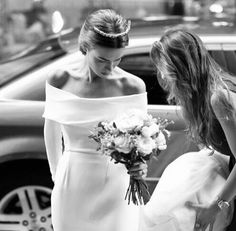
48, 69, 70, 89
115, 67, 146, 94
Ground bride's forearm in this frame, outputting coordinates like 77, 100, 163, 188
44, 119, 63, 182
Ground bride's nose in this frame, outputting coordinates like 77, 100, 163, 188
105, 62, 113, 71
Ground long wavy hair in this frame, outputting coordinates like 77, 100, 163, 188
150, 28, 234, 147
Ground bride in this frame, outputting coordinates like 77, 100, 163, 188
143, 28, 236, 231
43, 9, 148, 231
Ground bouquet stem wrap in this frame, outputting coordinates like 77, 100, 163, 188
125, 173, 150, 205
112, 151, 151, 205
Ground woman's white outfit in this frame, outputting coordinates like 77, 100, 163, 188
43, 82, 233, 231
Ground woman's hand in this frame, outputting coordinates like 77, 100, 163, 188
186, 200, 221, 231
127, 161, 148, 179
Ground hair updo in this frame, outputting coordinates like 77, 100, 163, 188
78, 9, 130, 55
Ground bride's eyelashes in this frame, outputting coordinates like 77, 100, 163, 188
95, 56, 122, 65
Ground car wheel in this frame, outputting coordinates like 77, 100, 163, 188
0, 159, 53, 231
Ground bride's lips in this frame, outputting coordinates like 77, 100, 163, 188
101, 71, 111, 76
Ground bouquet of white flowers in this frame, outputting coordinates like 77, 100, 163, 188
89, 109, 171, 205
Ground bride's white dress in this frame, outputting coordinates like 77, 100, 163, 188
43, 82, 233, 231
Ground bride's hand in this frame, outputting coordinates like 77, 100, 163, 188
185, 201, 220, 231
127, 161, 148, 179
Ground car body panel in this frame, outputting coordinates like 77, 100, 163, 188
0, 137, 45, 163
0, 100, 44, 126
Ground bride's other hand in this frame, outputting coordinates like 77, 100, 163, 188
127, 161, 148, 179
186, 201, 220, 231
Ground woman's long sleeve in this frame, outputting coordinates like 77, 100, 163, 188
44, 119, 62, 182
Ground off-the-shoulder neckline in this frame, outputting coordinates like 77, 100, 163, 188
46, 81, 147, 100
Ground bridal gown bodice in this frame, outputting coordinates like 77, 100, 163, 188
43, 81, 147, 153
43, 81, 148, 231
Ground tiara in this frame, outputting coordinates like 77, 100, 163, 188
93, 20, 131, 38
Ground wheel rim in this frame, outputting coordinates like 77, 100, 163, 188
0, 186, 52, 231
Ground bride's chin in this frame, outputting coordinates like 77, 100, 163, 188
100, 71, 111, 76
90, 68, 113, 79
98, 72, 114, 80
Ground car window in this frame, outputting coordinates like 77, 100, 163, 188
119, 53, 168, 105
209, 50, 236, 76
0, 28, 80, 87
0, 50, 65, 87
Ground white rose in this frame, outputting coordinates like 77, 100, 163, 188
136, 137, 156, 155
114, 135, 132, 154
155, 132, 167, 149
114, 109, 147, 132
141, 123, 160, 138
158, 144, 167, 150
103, 122, 115, 131
115, 116, 143, 132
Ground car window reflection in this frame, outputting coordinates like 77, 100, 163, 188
0, 50, 65, 86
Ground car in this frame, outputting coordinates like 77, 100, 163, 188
0, 21, 236, 230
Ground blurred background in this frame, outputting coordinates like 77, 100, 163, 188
0, 0, 236, 61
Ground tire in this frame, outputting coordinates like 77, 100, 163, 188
0, 159, 53, 231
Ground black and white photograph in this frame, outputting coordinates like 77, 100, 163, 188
0, 0, 236, 230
